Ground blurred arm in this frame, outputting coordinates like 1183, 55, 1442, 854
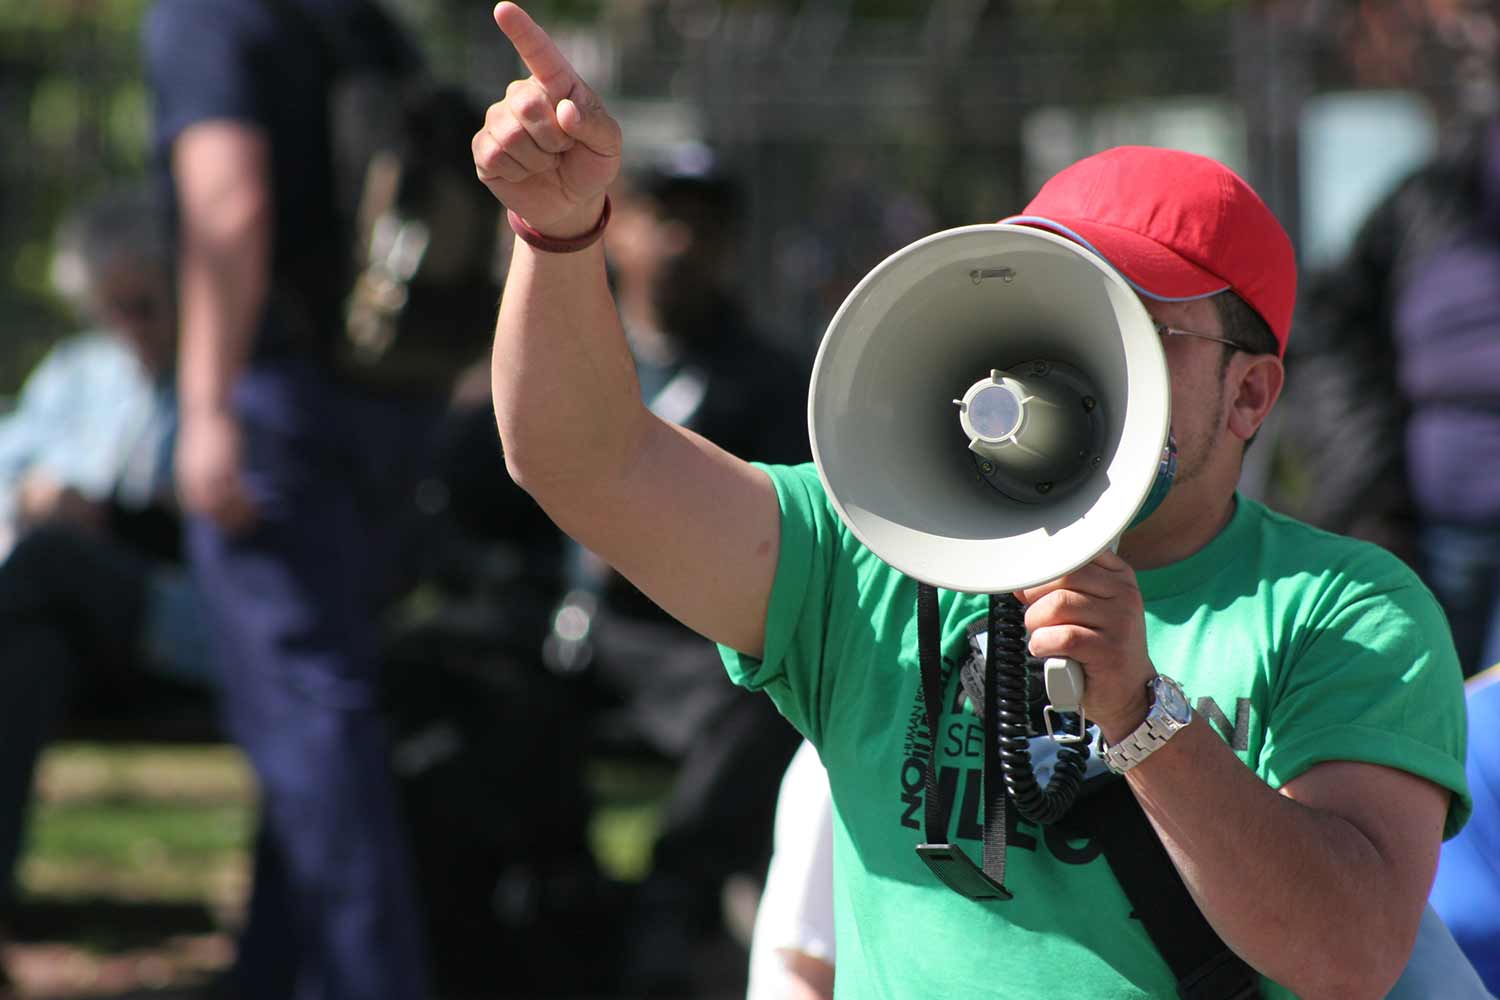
172, 121, 270, 418
15, 474, 107, 534
170, 121, 268, 530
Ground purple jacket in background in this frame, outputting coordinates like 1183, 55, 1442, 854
1394, 230, 1500, 525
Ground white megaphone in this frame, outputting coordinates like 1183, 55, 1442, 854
807, 223, 1173, 724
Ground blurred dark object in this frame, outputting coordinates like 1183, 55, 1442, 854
383, 395, 630, 995
382, 616, 630, 997
328, 79, 505, 395
266, 0, 504, 396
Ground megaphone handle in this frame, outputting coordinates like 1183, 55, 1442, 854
1043, 657, 1085, 713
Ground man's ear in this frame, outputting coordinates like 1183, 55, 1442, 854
1226, 354, 1284, 443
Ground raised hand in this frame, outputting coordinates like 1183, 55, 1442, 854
473, 2, 623, 237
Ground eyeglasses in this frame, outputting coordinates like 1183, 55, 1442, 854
1154, 321, 1244, 352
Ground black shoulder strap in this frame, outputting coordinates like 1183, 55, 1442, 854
1079, 777, 1262, 1000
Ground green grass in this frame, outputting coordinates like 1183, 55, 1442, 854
7, 741, 671, 999
586, 756, 673, 882
20, 744, 255, 906
23, 800, 252, 902
21, 743, 669, 904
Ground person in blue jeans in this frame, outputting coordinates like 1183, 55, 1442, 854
144, 2, 445, 996
0, 189, 211, 988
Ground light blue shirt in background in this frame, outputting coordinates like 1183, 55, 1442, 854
0, 332, 209, 685
0, 331, 177, 555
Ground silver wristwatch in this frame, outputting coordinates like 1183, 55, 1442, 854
1100, 675, 1192, 774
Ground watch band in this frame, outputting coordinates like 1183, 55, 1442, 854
1101, 719, 1178, 773
1101, 676, 1191, 774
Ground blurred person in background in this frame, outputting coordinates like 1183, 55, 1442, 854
1429, 664, 1500, 994
744, 739, 835, 1000
143, 1, 452, 996
544, 147, 809, 994
0, 187, 209, 989
1285, 115, 1500, 676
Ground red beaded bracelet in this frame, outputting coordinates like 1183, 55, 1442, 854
506, 196, 612, 254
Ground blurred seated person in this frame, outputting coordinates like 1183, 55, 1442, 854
545, 146, 810, 991
0, 189, 211, 962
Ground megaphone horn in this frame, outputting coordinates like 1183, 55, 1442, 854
807, 223, 1171, 597
808, 224, 1174, 835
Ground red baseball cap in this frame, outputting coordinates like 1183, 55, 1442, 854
1000, 146, 1297, 355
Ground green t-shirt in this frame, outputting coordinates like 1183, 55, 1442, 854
721, 462, 1470, 999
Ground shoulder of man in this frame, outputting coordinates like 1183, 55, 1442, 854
1245, 496, 1429, 591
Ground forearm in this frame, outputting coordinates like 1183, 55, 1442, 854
491, 207, 651, 503
176, 211, 266, 414
172, 124, 271, 414
1119, 722, 1430, 998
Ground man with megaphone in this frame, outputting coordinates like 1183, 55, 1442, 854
474, 5, 1469, 997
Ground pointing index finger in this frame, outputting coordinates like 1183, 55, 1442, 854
494, 3, 578, 104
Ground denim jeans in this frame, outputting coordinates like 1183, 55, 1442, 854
188, 358, 441, 1000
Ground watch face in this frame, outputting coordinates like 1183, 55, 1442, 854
1154, 676, 1191, 723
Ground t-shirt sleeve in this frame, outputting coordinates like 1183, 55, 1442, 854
719, 463, 842, 746
1260, 548, 1472, 838
144, 0, 264, 146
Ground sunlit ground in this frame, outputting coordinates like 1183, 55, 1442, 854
5, 744, 672, 999
6, 744, 250, 997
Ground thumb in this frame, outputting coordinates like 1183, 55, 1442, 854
557, 95, 621, 159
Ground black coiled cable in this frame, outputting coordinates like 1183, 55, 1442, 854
989, 593, 1090, 825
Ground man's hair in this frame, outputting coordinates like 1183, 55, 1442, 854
1212, 290, 1279, 368
50, 187, 169, 314
629, 143, 744, 258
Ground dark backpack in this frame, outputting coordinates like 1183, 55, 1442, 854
274, 0, 504, 395
327, 74, 504, 394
